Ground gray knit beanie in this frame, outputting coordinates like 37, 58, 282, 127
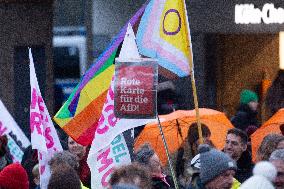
200, 149, 237, 184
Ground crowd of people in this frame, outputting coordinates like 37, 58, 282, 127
0, 89, 283, 189
0, 135, 91, 189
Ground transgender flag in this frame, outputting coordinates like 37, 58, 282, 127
136, 0, 192, 77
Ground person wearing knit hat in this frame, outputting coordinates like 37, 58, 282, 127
187, 145, 210, 189
231, 89, 259, 131
199, 149, 237, 189
239, 89, 258, 105
188, 144, 241, 189
269, 149, 284, 189
0, 163, 29, 189
240, 161, 277, 189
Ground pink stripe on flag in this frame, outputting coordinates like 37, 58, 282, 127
140, 0, 190, 73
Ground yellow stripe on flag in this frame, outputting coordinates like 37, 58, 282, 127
75, 65, 114, 115
53, 117, 72, 128
159, 0, 191, 59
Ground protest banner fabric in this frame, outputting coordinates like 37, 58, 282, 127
114, 23, 158, 119
53, 3, 147, 146
136, 0, 192, 77
29, 48, 63, 189
54, 50, 116, 146
88, 77, 155, 156
87, 133, 132, 189
0, 100, 30, 162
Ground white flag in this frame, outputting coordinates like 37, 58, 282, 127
87, 133, 132, 188
29, 48, 63, 189
87, 24, 155, 189
0, 100, 30, 162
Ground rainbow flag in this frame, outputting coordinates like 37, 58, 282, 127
136, 0, 192, 77
53, 4, 147, 145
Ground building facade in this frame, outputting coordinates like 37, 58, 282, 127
0, 1, 53, 137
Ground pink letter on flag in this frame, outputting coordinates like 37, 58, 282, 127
29, 48, 63, 189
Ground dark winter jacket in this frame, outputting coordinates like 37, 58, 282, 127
235, 150, 254, 183
231, 104, 258, 131
152, 175, 175, 189
187, 176, 206, 189
21, 145, 38, 189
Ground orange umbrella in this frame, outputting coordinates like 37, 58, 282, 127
134, 108, 234, 165
251, 108, 284, 162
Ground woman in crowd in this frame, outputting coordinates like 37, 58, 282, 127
68, 136, 91, 188
134, 143, 175, 189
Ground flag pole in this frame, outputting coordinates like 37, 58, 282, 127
157, 116, 180, 189
190, 71, 203, 144
183, 0, 203, 144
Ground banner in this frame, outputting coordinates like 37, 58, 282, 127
88, 133, 131, 188
114, 60, 158, 119
0, 100, 30, 162
29, 48, 63, 189
88, 76, 155, 156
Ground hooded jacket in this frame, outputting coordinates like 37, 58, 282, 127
231, 104, 258, 131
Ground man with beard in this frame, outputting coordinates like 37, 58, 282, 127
224, 128, 253, 183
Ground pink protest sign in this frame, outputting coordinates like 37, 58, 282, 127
29, 48, 62, 189
114, 60, 158, 119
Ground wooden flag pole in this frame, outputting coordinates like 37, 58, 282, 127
190, 70, 204, 145
157, 116, 180, 189
183, 0, 203, 145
